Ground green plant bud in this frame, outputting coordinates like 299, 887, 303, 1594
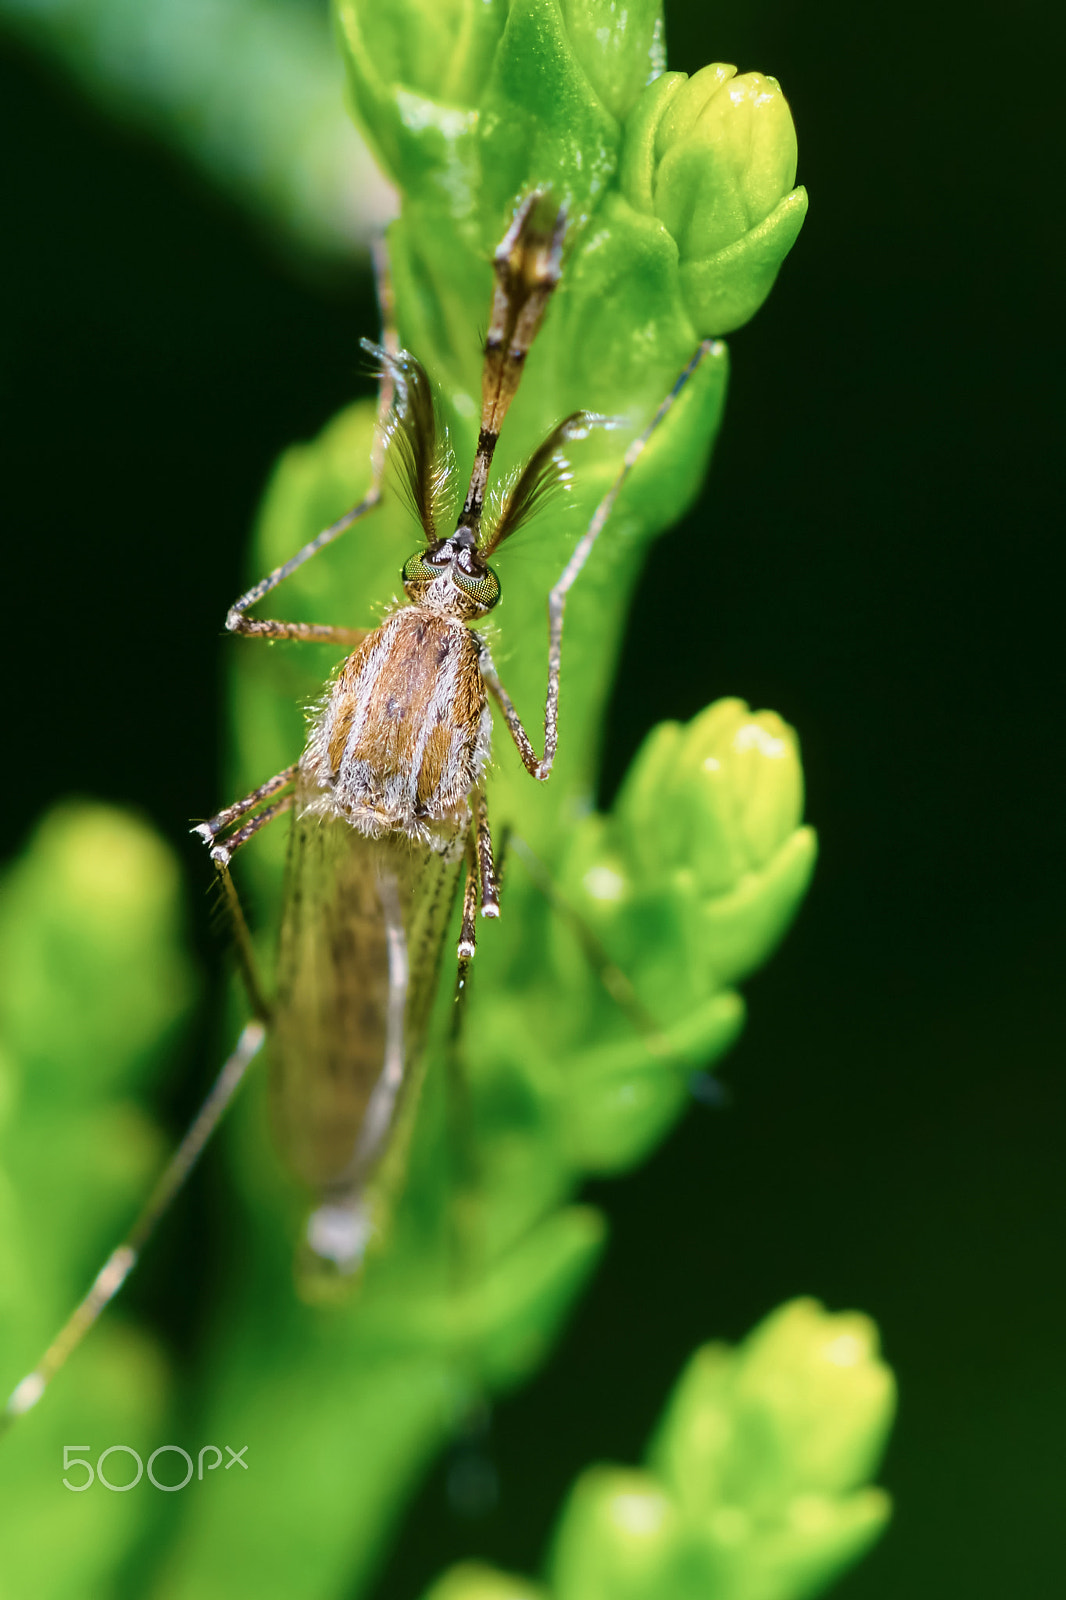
650, 1300, 896, 1512
694, 826, 817, 989
731, 1298, 897, 1497
655, 66, 797, 260
645, 1341, 736, 1515
422, 1561, 548, 1600
567, 700, 815, 1001
550, 1467, 694, 1600
332, 1, 481, 203
622, 63, 807, 333
723, 1484, 893, 1600
0, 803, 196, 1092
335, 0, 626, 228
617, 699, 805, 892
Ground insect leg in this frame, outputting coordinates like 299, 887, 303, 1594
228, 619, 369, 646
194, 767, 296, 1019
483, 339, 722, 779
0, 1019, 267, 1437
225, 235, 399, 639
447, 833, 482, 1287
455, 790, 499, 962
457, 832, 479, 960
211, 849, 278, 1024
445, 822, 511, 1308
474, 789, 500, 919
194, 762, 298, 847
204, 793, 294, 871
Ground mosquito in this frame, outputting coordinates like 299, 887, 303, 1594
2, 192, 714, 1432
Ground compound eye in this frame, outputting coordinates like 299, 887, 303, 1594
402, 551, 439, 585
454, 565, 501, 610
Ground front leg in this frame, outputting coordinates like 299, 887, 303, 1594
480, 651, 552, 782
484, 340, 719, 783
225, 616, 368, 646
225, 237, 399, 639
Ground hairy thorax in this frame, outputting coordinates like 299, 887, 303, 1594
299, 607, 491, 844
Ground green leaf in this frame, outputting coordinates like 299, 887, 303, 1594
558, 0, 665, 122
0, 0, 386, 257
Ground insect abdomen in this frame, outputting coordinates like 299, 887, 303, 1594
270, 811, 460, 1194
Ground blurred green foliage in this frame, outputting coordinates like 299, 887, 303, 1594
426, 1299, 895, 1600
0, 4, 894, 1600
0, 0, 393, 255
0, 805, 192, 1593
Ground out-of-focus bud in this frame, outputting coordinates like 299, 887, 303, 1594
622, 63, 807, 333
421, 1560, 548, 1600
549, 1467, 692, 1600
335, 0, 500, 116
333, 0, 487, 192
0, 804, 195, 1091
652, 1300, 896, 1510
646, 1300, 895, 1599
730, 1298, 898, 1497
427, 1303, 894, 1600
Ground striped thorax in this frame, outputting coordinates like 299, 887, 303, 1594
298, 531, 501, 849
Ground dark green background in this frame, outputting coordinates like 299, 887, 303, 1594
2, 0, 1062, 1594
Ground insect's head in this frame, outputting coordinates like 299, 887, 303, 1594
401, 528, 501, 618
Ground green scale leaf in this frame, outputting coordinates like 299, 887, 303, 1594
145, 7, 818, 1597
0, 7, 853, 1600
